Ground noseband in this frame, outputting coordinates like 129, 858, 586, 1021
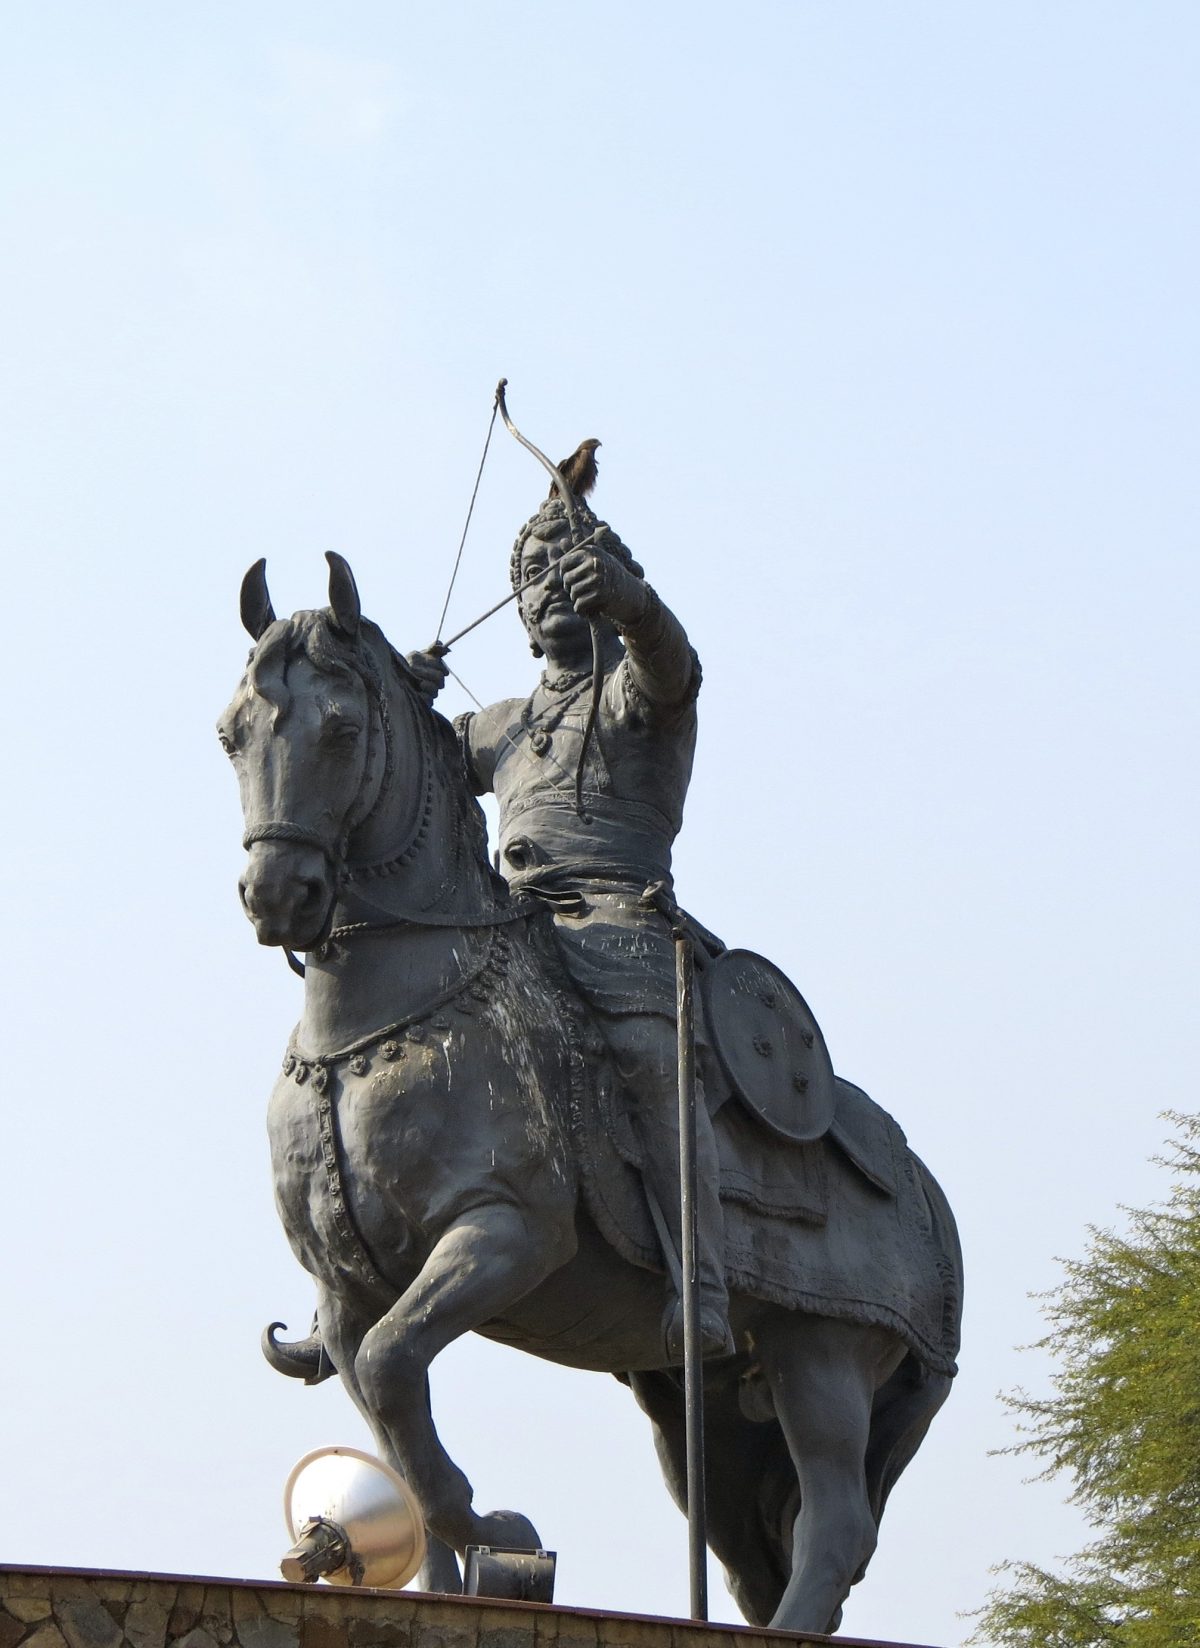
242, 819, 344, 863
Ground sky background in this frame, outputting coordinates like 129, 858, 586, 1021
1, 6, 1196, 1646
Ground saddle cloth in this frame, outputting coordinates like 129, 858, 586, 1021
574, 1048, 961, 1379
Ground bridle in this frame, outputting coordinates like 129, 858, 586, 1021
243, 637, 399, 873
242, 633, 429, 972
242, 818, 345, 865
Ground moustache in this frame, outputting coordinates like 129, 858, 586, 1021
526, 582, 576, 625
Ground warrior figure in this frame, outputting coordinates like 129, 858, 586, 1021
411, 496, 732, 1359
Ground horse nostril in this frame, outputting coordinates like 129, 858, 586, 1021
238, 858, 329, 941
298, 879, 325, 916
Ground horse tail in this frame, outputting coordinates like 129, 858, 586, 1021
261, 1319, 336, 1384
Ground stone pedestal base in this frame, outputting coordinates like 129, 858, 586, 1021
0, 1567, 938, 1648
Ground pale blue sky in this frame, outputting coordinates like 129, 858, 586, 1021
1, 7, 1196, 1645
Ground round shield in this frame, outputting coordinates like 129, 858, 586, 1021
703, 949, 836, 1145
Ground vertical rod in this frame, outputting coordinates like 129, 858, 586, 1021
675, 930, 708, 1621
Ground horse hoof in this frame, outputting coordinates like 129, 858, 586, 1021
472, 1509, 543, 1550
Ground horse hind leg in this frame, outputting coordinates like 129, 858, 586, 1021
757, 1316, 905, 1636
626, 1365, 794, 1628
864, 1352, 953, 1533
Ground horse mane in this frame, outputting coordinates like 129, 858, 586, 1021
247, 608, 494, 879
244, 609, 350, 710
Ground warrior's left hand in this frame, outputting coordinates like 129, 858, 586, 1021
560, 541, 647, 627
405, 645, 449, 704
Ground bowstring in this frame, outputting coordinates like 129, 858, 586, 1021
444, 664, 582, 803
435, 400, 499, 643
437, 384, 602, 812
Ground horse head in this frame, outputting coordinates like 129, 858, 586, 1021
219, 553, 407, 951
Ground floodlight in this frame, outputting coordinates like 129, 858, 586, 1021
281, 1446, 426, 1589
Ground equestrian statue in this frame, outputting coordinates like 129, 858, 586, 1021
219, 426, 962, 1636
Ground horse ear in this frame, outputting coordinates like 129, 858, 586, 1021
240, 558, 277, 639
326, 551, 361, 638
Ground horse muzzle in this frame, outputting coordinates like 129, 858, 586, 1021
240, 840, 336, 950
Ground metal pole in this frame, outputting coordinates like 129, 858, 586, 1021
675, 928, 708, 1621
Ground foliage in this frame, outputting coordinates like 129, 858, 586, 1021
972, 1113, 1200, 1647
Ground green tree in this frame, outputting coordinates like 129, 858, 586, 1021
973, 1113, 1200, 1647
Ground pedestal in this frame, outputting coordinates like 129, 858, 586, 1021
0, 1566, 940, 1648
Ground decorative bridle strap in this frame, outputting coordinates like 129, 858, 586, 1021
342, 645, 397, 845
242, 631, 409, 889
243, 821, 343, 864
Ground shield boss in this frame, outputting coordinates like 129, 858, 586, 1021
704, 949, 836, 1145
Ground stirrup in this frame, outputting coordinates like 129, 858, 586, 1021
662, 1297, 735, 1363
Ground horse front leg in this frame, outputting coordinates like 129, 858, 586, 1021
353, 1201, 574, 1556
315, 1286, 464, 1594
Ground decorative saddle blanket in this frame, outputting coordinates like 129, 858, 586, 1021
570, 986, 962, 1379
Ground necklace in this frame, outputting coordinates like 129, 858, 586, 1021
541, 666, 591, 694
523, 674, 592, 756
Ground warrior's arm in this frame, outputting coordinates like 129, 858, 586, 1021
452, 699, 522, 796
406, 647, 506, 793
560, 535, 697, 710
617, 582, 696, 709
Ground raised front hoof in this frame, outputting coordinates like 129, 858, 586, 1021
469, 1509, 543, 1552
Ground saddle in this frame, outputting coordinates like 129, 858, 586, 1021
570, 947, 960, 1377
591, 943, 898, 1220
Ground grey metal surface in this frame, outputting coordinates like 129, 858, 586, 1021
675, 931, 707, 1622
463, 1546, 557, 1604
224, 494, 962, 1637
704, 951, 837, 1146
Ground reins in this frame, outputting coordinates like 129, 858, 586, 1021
329, 888, 541, 940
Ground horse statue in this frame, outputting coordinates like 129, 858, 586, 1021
219, 554, 962, 1635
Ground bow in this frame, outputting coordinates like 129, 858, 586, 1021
494, 378, 602, 820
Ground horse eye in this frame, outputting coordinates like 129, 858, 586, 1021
325, 720, 362, 744
217, 727, 237, 756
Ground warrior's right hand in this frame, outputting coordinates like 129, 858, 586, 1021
407, 644, 449, 704
560, 538, 648, 628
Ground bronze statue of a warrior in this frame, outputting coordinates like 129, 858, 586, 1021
226, 445, 962, 1633
411, 495, 732, 1360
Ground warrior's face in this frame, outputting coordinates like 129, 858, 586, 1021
517, 530, 593, 664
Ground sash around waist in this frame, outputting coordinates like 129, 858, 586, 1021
499, 794, 676, 887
